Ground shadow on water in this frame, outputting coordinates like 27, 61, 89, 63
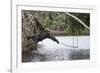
22, 49, 90, 62
22, 36, 90, 62
68, 49, 90, 60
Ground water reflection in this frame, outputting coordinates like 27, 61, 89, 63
22, 36, 90, 62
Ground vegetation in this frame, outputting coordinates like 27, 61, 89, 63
22, 10, 90, 36
22, 10, 90, 53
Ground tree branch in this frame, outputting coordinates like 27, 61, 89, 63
65, 12, 90, 30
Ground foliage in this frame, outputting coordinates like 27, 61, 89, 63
22, 10, 90, 36
22, 10, 90, 52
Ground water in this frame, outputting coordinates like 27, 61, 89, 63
22, 36, 90, 62
42, 36, 89, 49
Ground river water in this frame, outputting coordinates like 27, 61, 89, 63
22, 36, 90, 62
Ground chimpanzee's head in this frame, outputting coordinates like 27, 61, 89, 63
45, 29, 50, 36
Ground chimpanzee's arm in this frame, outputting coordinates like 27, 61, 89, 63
48, 35, 59, 44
